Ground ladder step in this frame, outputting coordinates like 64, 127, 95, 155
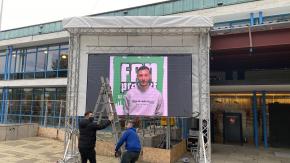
93, 77, 122, 145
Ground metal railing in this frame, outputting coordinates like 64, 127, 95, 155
214, 13, 290, 30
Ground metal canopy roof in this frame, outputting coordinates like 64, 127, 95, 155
62, 16, 213, 34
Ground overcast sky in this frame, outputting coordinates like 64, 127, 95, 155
1, 0, 166, 30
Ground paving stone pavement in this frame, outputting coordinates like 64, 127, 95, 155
0, 137, 119, 163
210, 144, 290, 163
1, 137, 290, 163
176, 144, 290, 163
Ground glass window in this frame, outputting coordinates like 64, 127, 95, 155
24, 52, 36, 79
7, 89, 15, 123
0, 50, 6, 75
49, 45, 59, 50
22, 88, 32, 114
21, 88, 32, 123
27, 48, 36, 53
47, 50, 59, 71
59, 49, 68, 70
45, 88, 56, 110
38, 47, 47, 52
3, 43, 68, 80
56, 88, 66, 127
0, 89, 3, 112
32, 88, 44, 124
35, 48, 47, 78
56, 88, 66, 114
5, 87, 66, 126
0, 55, 5, 74
46, 49, 59, 78
6, 88, 21, 123
45, 88, 57, 126
15, 50, 25, 73
60, 44, 68, 49
36, 50, 47, 71
57, 88, 66, 100
8, 88, 21, 115
10, 49, 25, 80
25, 52, 36, 72
10, 51, 17, 73
0, 52, 6, 80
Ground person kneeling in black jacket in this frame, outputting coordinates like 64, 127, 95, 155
78, 111, 113, 163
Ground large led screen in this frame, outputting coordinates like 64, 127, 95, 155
86, 54, 192, 117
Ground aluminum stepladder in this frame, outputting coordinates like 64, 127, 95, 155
59, 77, 122, 163
93, 77, 122, 150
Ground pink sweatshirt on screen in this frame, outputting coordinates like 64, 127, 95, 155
124, 86, 164, 116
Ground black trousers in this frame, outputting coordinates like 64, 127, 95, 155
121, 151, 140, 163
78, 147, 96, 163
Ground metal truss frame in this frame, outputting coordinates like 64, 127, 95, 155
63, 33, 81, 162
86, 46, 196, 55
65, 27, 208, 36
63, 25, 211, 163
198, 33, 211, 163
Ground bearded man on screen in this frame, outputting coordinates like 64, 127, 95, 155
124, 66, 164, 116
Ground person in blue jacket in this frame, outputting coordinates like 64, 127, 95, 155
115, 120, 141, 163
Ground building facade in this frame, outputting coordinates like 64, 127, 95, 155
0, 0, 290, 147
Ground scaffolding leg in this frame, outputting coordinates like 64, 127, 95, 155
166, 117, 171, 149
262, 91, 268, 149
252, 91, 259, 148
